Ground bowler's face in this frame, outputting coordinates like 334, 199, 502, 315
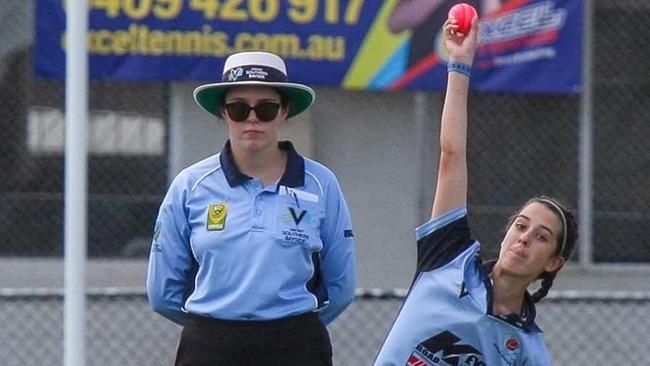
497, 202, 565, 280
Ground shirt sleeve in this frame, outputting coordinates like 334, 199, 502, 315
414, 205, 473, 274
317, 177, 356, 325
146, 176, 196, 326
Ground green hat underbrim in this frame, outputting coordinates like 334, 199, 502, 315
193, 81, 315, 119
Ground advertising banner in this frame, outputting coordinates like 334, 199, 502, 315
35, 0, 582, 93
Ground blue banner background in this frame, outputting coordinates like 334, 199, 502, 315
35, 0, 582, 93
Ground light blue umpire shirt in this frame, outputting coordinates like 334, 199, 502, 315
146, 140, 356, 326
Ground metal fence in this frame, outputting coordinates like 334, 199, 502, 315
1, 288, 649, 365
1, 2, 168, 258
1, 0, 648, 262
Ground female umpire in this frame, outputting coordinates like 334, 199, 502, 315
146, 51, 356, 366
373, 16, 578, 365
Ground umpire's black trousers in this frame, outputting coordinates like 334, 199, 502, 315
174, 312, 333, 366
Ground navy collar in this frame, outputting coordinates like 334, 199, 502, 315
219, 140, 305, 188
480, 260, 542, 333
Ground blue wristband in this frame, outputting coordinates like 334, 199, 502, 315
447, 62, 472, 77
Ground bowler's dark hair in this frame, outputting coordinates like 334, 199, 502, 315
505, 196, 578, 302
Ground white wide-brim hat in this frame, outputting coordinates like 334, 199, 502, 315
193, 51, 316, 119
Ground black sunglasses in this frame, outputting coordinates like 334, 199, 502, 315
224, 101, 281, 122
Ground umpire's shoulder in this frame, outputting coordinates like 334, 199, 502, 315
303, 157, 341, 185
169, 154, 221, 190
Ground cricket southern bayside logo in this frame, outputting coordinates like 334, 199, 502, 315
281, 207, 310, 226
407, 331, 485, 366
280, 207, 311, 245
206, 203, 228, 231
227, 67, 244, 81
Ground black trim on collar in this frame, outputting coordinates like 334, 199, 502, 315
480, 259, 542, 333
277, 141, 304, 188
219, 140, 304, 188
219, 140, 251, 187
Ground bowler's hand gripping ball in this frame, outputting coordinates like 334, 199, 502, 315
448, 3, 478, 35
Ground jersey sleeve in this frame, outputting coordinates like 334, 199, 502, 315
145, 175, 196, 326
317, 177, 356, 325
414, 205, 474, 274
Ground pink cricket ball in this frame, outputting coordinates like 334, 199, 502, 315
448, 3, 478, 35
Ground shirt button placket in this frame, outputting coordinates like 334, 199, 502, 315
251, 191, 264, 231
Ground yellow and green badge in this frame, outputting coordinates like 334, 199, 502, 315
206, 203, 228, 231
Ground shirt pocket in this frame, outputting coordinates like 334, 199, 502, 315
274, 195, 324, 251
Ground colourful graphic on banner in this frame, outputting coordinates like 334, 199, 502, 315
35, 0, 581, 93
384, 0, 583, 93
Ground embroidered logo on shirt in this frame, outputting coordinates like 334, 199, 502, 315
282, 207, 313, 226
206, 203, 228, 231
501, 334, 522, 360
281, 227, 311, 245
152, 221, 162, 252
279, 207, 314, 246
227, 67, 244, 81
280, 208, 311, 244
408, 331, 485, 366
407, 353, 431, 366
288, 207, 307, 226
491, 334, 522, 364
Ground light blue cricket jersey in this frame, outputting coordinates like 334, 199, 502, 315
146, 141, 356, 326
374, 206, 553, 366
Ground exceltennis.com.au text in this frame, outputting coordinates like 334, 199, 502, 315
60, 25, 345, 61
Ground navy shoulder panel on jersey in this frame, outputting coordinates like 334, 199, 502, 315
415, 206, 474, 274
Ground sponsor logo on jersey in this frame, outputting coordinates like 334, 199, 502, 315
281, 227, 311, 245
282, 207, 313, 226
407, 353, 432, 366
288, 207, 307, 226
407, 331, 485, 366
505, 335, 520, 352
206, 203, 228, 231
497, 334, 522, 362
490, 334, 523, 364
279, 207, 312, 245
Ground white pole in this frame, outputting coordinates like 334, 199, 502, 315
64, 0, 89, 365
414, 91, 438, 222
414, 92, 428, 221
578, 0, 594, 267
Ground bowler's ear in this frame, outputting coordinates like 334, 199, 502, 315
545, 255, 565, 273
